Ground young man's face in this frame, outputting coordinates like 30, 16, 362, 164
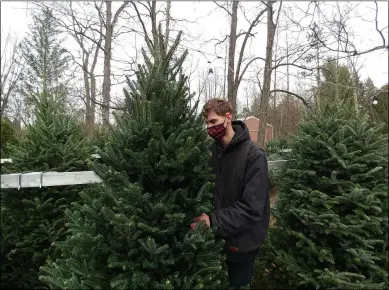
205, 110, 231, 128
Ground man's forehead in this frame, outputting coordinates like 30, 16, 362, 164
205, 112, 223, 122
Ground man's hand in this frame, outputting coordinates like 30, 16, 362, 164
190, 213, 210, 230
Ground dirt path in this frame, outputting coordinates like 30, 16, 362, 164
269, 185, 278, 227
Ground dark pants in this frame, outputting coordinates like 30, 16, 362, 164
226, 258, 256, 289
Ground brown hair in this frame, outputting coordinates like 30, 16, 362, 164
202, 98, 233, 118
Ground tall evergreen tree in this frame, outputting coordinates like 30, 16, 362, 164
20, 5, 70, 113
319, 60, 354, 106
257, 102, 388, 289
0, 93, 92, 289
39, 26, 227, 289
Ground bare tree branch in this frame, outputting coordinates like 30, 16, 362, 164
374, 1, 386, 46
234, 7, 267, 89
1, 31, 24, 116
237, 56, 266, 88
236, 31, 255, 39
270, 89, 310, 107
308, 2, 388, 58
113, 1, 130, 26
131, 1, 154, 49
214, 1, 232, 16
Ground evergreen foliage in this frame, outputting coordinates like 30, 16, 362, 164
19, 6, 70, 112
319, 60, 354, 106
0, 118, 17, 157
257, 102, 388, 289
39, 26, 227, 289
0, 93, 91, 289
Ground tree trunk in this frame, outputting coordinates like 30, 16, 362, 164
335, 22, 341, 101
90, 74, 96, 130
273, 40, 277, 113
279, 101, 283, 136
102, 0, 113, 127
88, 27, 102, 137
272, 19, 279, 122
315, 7, 321, 109
82, 51, 98, 138
227, 1, 238, 114
257, 1, 277, 148
83, 51, 93, 136
223, 39, 227, 99
315, 42, 321, 109
286, 35, 290, 133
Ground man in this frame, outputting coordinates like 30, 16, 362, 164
190, 98, 270, 289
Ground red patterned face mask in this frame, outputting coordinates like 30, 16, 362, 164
207, 120, 227, 140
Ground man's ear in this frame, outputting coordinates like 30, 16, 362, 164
226, 112, 233, 122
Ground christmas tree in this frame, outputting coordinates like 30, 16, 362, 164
39, 26, 227, 289
0, 94, 92, 289
258, 103, 388, 289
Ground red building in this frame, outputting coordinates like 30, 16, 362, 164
238, 116, 274, 145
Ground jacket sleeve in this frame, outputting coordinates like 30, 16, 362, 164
210, 147, 268, 238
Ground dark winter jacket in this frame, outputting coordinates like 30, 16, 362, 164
209, 120, 270, 254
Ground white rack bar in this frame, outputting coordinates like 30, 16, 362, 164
1, 154, 102, 164
279, 149, 292, 153
2, 153, 289, 164
0, 160, 287, 189
1, 171, 102, 189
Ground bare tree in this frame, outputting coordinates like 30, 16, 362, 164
227, 1, 238, 111
309, 1, 388, 61
257, 1, 282, 148
38, 1, 105, 136
1, 31, 24, 117
101, 1, 130, 126
280, 1, 387, 109
254, 1, 388, 117
210, 1, 267, 114
38, 1, 135, 132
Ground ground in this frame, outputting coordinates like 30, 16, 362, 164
269, 185, 278, 228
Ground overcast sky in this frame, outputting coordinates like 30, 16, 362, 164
1, 1, 388, 114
